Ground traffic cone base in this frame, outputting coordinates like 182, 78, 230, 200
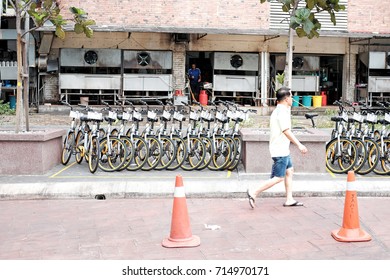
162, 235, 200, 248
331, 228, 371, 242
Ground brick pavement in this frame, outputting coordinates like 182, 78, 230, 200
0, 196, 389, 260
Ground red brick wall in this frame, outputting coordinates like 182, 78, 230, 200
59, 1, 390, 35
348, 0, 390, 34
60, 0, 269, 31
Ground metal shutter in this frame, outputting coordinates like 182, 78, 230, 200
270, 0, 348, 32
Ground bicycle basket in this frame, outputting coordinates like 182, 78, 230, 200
353, 112, 363, 123
366, 113, 377, 123
173, 111, 184, 121
341, 111, 348, 123
69, 110, 80, 119
87, 111, 103, 121
190, 111, 199, 121
133, 111, 142, 121
122, 112, 131, 121
162, 110, 171, 120
147, 111, 157, 120
108, 111, 117, 120
200, 110, 210, 120
385, 113, 390, 123
226, 110, 235, 119
216, 111, 226, 122
237, 111, 246, 121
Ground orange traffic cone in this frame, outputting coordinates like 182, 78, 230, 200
331, 171, 372, 242
162, 175, 200, 248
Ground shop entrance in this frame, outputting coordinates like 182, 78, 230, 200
319, 55, 343, 105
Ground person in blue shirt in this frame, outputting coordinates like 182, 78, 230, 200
187, 64, 201, 101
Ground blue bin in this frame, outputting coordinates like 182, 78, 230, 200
302, 95, 312, 107
292, 95, 300, 107
9, 95, 16, 110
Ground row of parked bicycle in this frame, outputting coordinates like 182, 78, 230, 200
323, 100, 390, 175
61, 99, 257, 173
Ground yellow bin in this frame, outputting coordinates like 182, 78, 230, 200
312, 95, 322, 108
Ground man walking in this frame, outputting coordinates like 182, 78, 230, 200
247, 87, 308, 208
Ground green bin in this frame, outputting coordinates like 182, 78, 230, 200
302, 95, 312, 107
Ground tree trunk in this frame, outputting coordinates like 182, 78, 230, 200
285, 27, 294, 89
15, 11, 23, 133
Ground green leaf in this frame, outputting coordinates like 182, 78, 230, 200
306, 0, 315, 10
83, 19, 96, 26
291, 16, 302, 25
74, 23, 84, 34
317, 0, 327, 9
296, 27, 307, 38
55, 26, 66, 40
43, 0, 54, 10
30, 2, 37, 10
260, 0, 268, 3
282, 4, 290, 13
84, 26, 94, 38
70, 6, 86, 15
302, 20, 315, 34
290, 21, 300, 30
330, 11, 336, 25
295, 8, 311, 20
276, 72, 285, 84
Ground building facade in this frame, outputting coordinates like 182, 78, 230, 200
1, 0, 390, 107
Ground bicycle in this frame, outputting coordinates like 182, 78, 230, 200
61, 101, 83, 165
222, 101, 257, 171
100, 100, 133, 171
156, 100, 188, 171
138, 100, 164, 171
179, 102, 206, 171
114, 100, 150, 171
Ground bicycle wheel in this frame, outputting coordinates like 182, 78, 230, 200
196, 136, 213, 170
380, 139, 390, 175
141, 136, 162, 171
61, 131, 74, 165
349, 138, 367, 173
356, 138, 379, 175
166, 135, 188, 171
207, 136, 233, 171
117, 136, 134, 171
75, 130, 85, 164
222, 135, 238, 170
227, 135, 243, 171
155, 136, 176, 170
88, 136, 100, 173
98, 138, 128, 172
127, 135, 149, 171
181, 136, 206, 171
374, 139, 390, 175
325, 137, 357, 174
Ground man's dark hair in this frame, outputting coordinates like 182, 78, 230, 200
276, 87, 291, 102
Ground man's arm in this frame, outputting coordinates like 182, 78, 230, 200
283, 128, 308, 154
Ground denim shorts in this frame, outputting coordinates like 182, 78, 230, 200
270, 155, 293, 178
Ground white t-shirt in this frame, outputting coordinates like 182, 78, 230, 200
269, 104, 291, 157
